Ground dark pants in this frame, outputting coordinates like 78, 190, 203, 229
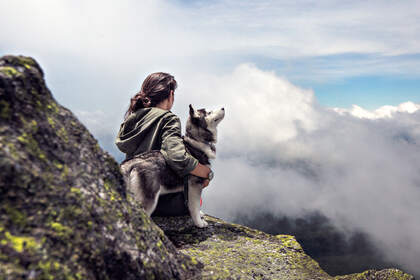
151, 192, 190, 217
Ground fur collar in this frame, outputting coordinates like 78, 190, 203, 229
184, 136, 216, 160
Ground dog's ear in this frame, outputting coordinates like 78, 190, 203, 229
189, 104, 195, 118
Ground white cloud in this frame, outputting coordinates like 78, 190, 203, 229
184, 64, 320, 154
333, 102, 420, 119
189, 65, 420, 276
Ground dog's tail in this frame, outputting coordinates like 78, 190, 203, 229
126, 167, 161, 215
126, 167, 143, 195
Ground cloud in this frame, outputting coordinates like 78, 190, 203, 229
185, 64, 420, 276
333, 102, 420, 119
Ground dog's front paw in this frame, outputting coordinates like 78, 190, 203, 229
200, 210, 205, 218
195, 218, 208, 228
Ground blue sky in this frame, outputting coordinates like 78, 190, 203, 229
313, 75, 420, 109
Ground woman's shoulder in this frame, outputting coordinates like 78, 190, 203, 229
154, 108, 180, 122
131, 107, 176, 121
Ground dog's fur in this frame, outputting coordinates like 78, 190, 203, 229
120, 105, 224, 227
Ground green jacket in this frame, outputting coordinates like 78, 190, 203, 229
115, 107, 198, 177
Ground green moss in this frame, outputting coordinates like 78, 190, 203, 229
62, 165, 69, 178
17, 132, 47, 161
153, 215, 333, 279
0, 66, 20, 77
5, 142, 19, 160
190, 256, 198, 265
3, 231, 39, 253
4, 206, 27, 228
0, 100, 11, 119
48, 222, 72, 238
18, 114, 39, 133
70, 187, 81, 195
36, 99, 43, 109
53, 160, 63, 169
276, 234, 302, 251
47, 102, 60, 114
334, 269, 414, 280
37, 260, 65, 280
104, 180, 112, 191
57, 127, 69, 143
47, 116, 55, 128
15, 56, 36, 69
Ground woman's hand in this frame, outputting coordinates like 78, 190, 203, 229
190, 163, 212, 188
190, 163, 211, 179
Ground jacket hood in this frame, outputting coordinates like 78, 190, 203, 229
115, 107, 170, 155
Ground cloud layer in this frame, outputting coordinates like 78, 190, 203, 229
185, 65, 420, 276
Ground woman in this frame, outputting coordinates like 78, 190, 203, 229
115, 72, 211, 214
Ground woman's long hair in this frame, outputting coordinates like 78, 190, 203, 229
124, 72, 177, 119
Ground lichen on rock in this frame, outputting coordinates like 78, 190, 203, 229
154, 215, 331, 279
154, 215, 415, 279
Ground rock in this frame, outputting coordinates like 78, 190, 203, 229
154, 215, 415, 279
335, 269, 415, 280
0, 55, 201, 279
0, 55, 415, 280
154, 215, 331, 279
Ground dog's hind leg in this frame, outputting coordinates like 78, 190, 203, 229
188, 183, 208, 228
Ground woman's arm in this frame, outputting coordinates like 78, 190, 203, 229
160, 114, 212, 187
160, 114, 201, 175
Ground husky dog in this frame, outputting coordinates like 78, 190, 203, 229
120, 105, 225, 228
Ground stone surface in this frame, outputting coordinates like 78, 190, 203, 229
0, 55, 201, 279
154, 215, 415, 280
335, 269, 415, 280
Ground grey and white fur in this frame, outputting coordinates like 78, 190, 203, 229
120, 105, 225, 228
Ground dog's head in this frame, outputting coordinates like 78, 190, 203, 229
186, 104, 225, 142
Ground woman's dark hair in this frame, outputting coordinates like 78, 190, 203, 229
124, 72, 177, 119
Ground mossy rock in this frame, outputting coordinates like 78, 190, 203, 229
153, 214, 414, 279
0, 55, 201, 279
334, 268, 415, 280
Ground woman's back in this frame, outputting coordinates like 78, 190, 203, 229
116, 107, 174, 158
